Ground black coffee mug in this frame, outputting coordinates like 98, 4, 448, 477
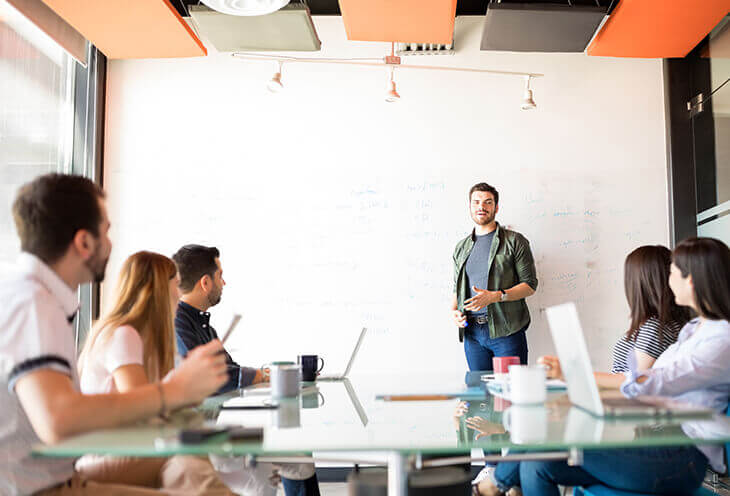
298, 355, 324, 382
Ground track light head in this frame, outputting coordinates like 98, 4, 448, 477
267, 72, 283, 93
521, 76, 536, 110
267, 62, 284, 93
385, 80, 400, 102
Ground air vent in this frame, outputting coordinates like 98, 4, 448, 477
396, 41, 454, 56
481, 3, 606, 53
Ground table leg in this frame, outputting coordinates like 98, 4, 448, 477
387, 452, 408, 496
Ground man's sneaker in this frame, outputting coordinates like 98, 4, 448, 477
471, 465, 496, 485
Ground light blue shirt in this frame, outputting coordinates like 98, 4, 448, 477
621, 318, 730, 471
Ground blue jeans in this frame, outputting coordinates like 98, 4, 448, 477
463, 324, 528, 371
494, 446, 707, 495
281, 474, 320, 496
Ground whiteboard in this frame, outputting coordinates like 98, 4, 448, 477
104, 160, 665, 374
102, 18, 668, 374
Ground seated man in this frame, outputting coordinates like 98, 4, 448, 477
172, 244, 262, 392
172, 244, 321, 496
0, 174, 230, 495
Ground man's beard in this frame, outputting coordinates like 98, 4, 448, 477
207, 286, 222, 307
84, 247, 108, 283
472, 211, 495, 226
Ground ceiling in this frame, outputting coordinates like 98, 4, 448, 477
170, 0, 619, 18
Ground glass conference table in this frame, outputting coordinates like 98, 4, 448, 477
34, 371, 730, 495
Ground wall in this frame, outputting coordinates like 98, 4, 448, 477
103, 17, 669, 374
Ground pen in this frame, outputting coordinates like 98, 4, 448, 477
220, 405, 279, 410
380, 395, 454, 401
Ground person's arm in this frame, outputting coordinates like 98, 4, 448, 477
512, 233, 538, 295
633, 350, 657, 371
593, 372, 627, 389
451, 293, 467, 327
113, 364, 148, 392
539, 356, 625, 389
15, 340, 228, 444
107, 326, 148, 392
502, 282, 535, 301
623, 334, 730, 398
451, 248, 467, 327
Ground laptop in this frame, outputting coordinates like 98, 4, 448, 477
317, 327, 367, 381
342, 377, 369, 426
545, 302, 713, 418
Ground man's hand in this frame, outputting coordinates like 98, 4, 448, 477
463, 286, 500, 312
452, 309, 467, 328
252, 368, 271, 384
164, 340, 228, 407
537, 355, 563, 380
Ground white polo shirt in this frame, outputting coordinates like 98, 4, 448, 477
0, 252, 79, 495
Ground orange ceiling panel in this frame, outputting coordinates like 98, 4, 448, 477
339, 0, 457, 44
40, 0, 206, 59
587, 0, 729, 58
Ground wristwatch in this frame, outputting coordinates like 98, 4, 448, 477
499, 289, 508, 302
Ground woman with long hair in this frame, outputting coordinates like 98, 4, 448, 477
540, 244, 689, 389
474, 245, 691, 496
79, 251, 179, 395
511, 238, 730, 495
76, 252, 234, 494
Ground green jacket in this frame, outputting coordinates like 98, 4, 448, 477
453, 223, 538, 342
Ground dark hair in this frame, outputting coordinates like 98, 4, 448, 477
469, 183, 499, 205
624, 245, 689, 342
673, 237, 730, 321
172, 244, 220, 293
12, 173, 105, 264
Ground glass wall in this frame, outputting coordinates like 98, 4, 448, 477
0, 1, 76, 275
693, 16, 730, 245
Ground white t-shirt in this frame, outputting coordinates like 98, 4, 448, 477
80, 325, 145, 394
0, 253, 79, 495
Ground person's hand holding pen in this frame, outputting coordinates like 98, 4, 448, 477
538, 355, 564, 380
452, 309, 467, 328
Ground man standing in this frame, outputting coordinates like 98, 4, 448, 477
451, 183, 538, 370
172, 244, 321, 496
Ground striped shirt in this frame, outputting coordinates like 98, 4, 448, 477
611, 317, 682, 373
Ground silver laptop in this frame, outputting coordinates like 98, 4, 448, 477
318, 328, 367, 381
545, 302, 713, 418
343, 377, 368, 426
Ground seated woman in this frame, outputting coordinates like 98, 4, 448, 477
493, 237, 730, 496
76, 252, 240, 494
474, 244, 691, 496
541, 244, 689, 388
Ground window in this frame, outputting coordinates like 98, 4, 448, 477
0, 1, 76, 274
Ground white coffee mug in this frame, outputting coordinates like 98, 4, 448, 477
502, 405, 548, 443
270, 364, 300, 399
507, 365, 546, 404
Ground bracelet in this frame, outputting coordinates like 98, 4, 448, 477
156, 382, 170, 421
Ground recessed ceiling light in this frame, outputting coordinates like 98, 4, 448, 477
202, 0, 290, 16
